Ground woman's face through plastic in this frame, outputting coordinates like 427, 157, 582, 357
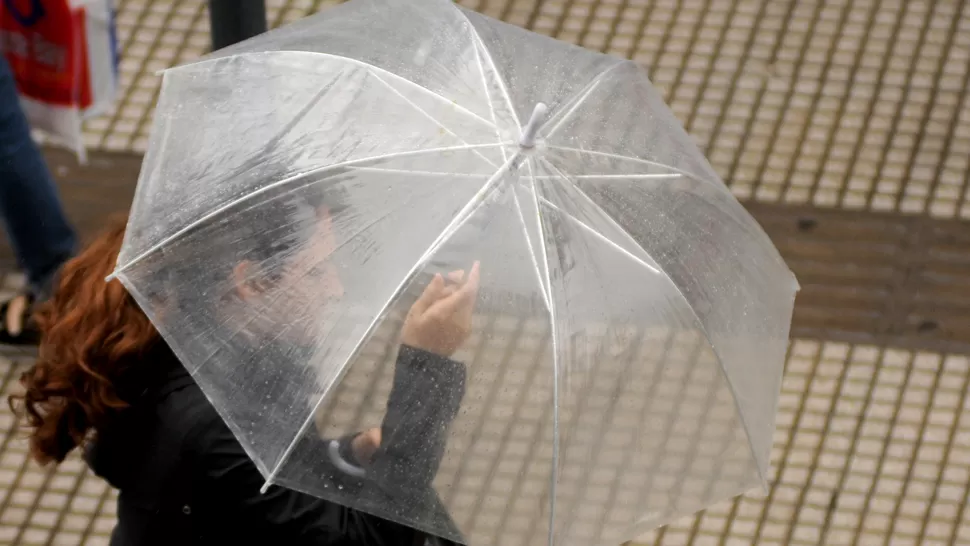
233, 202, 345, 333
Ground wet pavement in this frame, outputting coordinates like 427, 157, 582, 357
1, 0, 969, 544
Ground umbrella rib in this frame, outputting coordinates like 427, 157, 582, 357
261, 155, 515, 492
411, 152, 520, 265
535, 196, 660, 276
454, 7, 522, 129
108, 142, 510, 280
542, 60, 628, 140
544, 160, 768, 486
468, 24, 511, 164
160, 59, 499, 208
533, 156, 662, 276
143, 77, 345, 217
525, 158, 561, 546
510, 185, 551, 311
544, 145, 715, 183
532, 173, 682, 180
369, 71, 500, 168
171, 51, 496, 130
346, 167, 491, 178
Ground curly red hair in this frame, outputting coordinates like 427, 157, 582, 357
9, 217, 160, 464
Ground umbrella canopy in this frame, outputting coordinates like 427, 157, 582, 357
112, 0, 798, 544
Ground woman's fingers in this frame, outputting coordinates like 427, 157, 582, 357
411, 273, 446, 314
465, 261, 481, 294
428, 261, 481, 319
457, 261, 481, 323
446, 269, 465, 284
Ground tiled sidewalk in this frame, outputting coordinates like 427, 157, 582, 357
3, 331, 970, 545
88, 0, 970, 218
0, 274, 118, 546
1, 0, 969, 545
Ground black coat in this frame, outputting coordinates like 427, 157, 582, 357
86, 343, 466, 546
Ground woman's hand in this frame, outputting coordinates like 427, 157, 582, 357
400, 262, 481, 358
351, 428, 381, 464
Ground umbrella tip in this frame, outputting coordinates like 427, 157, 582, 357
519, 102, 549, 149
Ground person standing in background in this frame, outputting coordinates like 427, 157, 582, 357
0, 56, 77, 345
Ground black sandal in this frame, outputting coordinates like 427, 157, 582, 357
0, 292, 40, 346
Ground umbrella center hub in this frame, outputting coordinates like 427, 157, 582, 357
518, 102, 549, 149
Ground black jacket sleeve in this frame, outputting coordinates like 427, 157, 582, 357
189, 345, 466, 545
367, 345, 466, 497
190, 411, 419, 546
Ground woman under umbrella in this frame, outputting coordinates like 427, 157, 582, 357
10, 191, 478, 545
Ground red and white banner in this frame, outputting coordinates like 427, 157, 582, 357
1, 0, 119, 162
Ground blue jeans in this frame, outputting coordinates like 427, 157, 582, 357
0, 57, 76, 298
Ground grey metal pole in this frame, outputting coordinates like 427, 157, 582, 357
208, 0, 268, 51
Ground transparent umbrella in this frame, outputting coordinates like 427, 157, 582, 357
111, 0, 799, 544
